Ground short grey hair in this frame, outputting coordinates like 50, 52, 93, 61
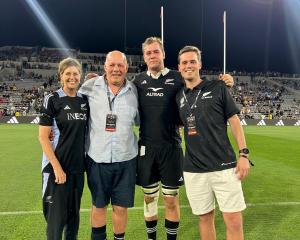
105, 50, 128, 65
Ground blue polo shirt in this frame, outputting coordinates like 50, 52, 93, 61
79, 75, 139, 163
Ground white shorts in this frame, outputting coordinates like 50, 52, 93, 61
184, 168, 246, 215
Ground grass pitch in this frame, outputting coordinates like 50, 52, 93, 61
0, 124, 300, 239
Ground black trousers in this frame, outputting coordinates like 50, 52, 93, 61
42, 172, 84, 240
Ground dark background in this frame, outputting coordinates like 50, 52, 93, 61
1, 0, 299, 73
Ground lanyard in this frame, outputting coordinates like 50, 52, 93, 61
182, 89, 201, 116
105, 80, 124, 112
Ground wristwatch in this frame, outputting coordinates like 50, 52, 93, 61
238, 148, 254, 166
239, 148, 250, 155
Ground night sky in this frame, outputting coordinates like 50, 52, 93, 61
1, 0, 300, 73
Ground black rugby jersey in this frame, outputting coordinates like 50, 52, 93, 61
39, 88, 89, 174
176, 79, 240, 173
133, 70, 184, 146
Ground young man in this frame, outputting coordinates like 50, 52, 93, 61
176, 45, 251, 240
79, 51, 139, 240
133, 37, 184, 240
134, 37, 234, 240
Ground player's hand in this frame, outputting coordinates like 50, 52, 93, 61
48, 130, 54, 141
219, 74, 234, 87
53, 165, 66, 184
235, 157, 250, 181
85, 73, 99, 81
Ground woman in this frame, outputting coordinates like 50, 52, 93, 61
39, 57, 88, 240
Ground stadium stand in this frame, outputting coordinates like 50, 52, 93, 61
0, 46, 144, 117
201, 72, 300, 120
0, 46, 299, 120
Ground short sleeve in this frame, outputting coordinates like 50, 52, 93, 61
78, 77, 97, 96
39, 93, 56, 126
220, 82, 240, 119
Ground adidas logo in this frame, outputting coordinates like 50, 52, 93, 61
294, 120, 300, 126
240, 119, 247, 126
7, 117, 19, 124
64, 105, 71, 110
178, 177, 184, 182
141, 80, 147, 85
257, 120, 266, 126
31, 117, 40, 124
275, 120, 284, 126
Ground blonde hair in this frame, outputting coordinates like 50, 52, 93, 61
142, 37, 165, 55
58, 57, 82, 86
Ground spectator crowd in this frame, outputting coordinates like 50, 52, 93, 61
0, 46, 299, 119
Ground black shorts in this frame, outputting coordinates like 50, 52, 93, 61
42, 172, 84, 240
136, 143, 184, 187
86, 155, 136, 208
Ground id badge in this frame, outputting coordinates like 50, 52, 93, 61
105, 114, 117, 132
187, 115, 197, 136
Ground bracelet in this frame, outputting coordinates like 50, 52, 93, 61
239, 154, 254, 166
239, 154, 248, 159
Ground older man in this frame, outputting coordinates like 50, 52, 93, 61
79, 51, 139, 240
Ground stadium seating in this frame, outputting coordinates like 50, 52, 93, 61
0, 46, 299, 119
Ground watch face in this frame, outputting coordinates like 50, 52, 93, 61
240, 148, 250, 154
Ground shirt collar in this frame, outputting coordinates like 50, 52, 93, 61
95, 74, 131, 91
94, 75, 105, 87
146, 68, 169, 79
183, 78, 207, 93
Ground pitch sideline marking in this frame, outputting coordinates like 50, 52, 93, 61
1, 202, 300, 216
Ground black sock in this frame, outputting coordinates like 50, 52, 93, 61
114, 232, 125, 240
165, 219, 179, 240
91, 225, 107, 240
145, 220, 157, 240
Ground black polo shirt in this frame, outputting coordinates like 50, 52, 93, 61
39, 88, 89, 174
176, 79, 240, 173
133, 70, 183, 147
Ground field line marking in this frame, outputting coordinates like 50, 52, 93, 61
1, 202, 300, 216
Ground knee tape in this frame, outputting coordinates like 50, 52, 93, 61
162, 185, 179, 196
142, 183, 160, 218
